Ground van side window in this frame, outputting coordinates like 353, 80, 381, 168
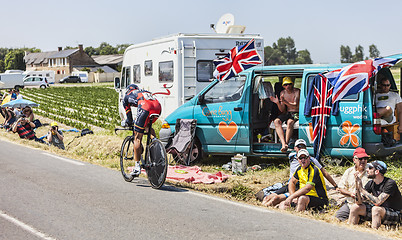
121, 66, 131, 88
145, 60, 152, 76
133, 65, 141, 83
306, 75, 358, 101
197, 60, 213, 82
159, 61, 174, 82
202, 76, 246, 104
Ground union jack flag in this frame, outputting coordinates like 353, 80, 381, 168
328, 57, 402, 103
304, 74, 337, 160
213, 39, 262, 81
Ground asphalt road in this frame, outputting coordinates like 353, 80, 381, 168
0, 139, 390, 240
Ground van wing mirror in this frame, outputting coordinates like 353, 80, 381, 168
114, 77, 120, 89
198, 94, 205, 105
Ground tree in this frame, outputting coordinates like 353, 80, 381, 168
97, 42, 118, 55
0, 60, 4, 73
369, 44, 380, 58
116, 44, 131, 54
295, 49, 312, 64
4, 49, 25, 70
264, 37, 311, 65
340, 45, 352, 63
85, 46, 97, 56
352, 45, 364, 62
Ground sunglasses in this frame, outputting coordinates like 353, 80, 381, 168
368, 166, 374, 170
298, 156, 309, 160
382, 84, 391, 87
283, 83, 292, 86
357, 157, 368, 161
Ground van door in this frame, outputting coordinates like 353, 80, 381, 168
194, 75, 250, 154
300, 72, 363, 158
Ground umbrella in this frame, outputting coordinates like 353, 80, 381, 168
2, 99, 39, 108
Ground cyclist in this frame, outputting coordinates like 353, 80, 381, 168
122, 84, 162, 177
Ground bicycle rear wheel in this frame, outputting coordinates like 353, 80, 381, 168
120, 136, 135, 182
145, 139, 168, 189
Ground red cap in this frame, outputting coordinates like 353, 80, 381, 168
353, 147, 369, 158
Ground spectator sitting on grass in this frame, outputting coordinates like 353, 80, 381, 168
22, 106, 34, 122
3, 107, 16, 130
47, 122, 65, 150
279, 149, 328, 211
11, 115, 44, 143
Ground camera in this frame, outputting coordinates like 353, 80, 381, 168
52, 126, 56, 130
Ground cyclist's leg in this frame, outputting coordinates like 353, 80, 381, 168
133, 107, 149, 162
134, 131, 144, 162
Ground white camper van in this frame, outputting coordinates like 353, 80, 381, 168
0, 73, 24, 90
23, 70, 55, 84
114, 33, 264, 120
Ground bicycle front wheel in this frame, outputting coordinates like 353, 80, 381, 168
120, 136, 135, 182
145, 139, 168, 189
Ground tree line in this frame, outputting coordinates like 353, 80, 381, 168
0, 39, 382, 73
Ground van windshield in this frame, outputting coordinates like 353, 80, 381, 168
203, 76, 246, 103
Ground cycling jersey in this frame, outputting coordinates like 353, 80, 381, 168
123, 89, 161, 133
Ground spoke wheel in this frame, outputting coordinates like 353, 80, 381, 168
145, 139, 168, 189
120, 136, 135, 182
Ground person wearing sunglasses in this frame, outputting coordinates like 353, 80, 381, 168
262, 139, 337, 207
269, 76, 300, 152
335, 147, 369, 221
349, 160, 402, 229
375, 73, 402, 128
279, 149, 328, 212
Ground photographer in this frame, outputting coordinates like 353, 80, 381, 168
12, 115, 37, 140
47, 122, 65, 150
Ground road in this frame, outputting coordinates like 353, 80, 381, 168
0, 139, 390, 240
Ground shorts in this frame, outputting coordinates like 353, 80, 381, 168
362, 203, 402, 225
134, 100, 161, 133
277, 112, 299, 123
291, 196, 328, 210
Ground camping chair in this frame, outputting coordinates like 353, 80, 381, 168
166, 119, 197, 166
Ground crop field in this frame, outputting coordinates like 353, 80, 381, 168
21, 85, 120, 130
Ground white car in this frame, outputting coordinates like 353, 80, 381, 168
23, 76, 50, 89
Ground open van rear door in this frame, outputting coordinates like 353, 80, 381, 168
300, 71, 363, 158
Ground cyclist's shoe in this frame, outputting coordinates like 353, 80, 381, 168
130, 162, 141, 177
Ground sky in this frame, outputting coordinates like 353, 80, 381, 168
2, 0, 402, 64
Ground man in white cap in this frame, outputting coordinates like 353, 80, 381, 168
279, 149, 328, 211
335, 147, 369, 221
262, 139, 337, 207
269, 76, 300, 152
349, 160, 402, 229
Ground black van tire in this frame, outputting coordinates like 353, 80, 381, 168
14, 85, 24, 90
189, 137, 203, 165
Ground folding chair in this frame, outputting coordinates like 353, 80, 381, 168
166, 119, 197, 166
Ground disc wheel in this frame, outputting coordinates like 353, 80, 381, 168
145, 139, 168, 189
120, 136, 135, 182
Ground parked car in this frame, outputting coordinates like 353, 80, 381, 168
60, 75, 81, 83
23, 76, 49, 89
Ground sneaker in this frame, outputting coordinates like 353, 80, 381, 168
130, 162, 141, 177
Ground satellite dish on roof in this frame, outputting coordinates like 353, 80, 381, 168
214, 13, 235, 33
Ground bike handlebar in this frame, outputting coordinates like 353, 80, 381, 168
114, 127, 133, 134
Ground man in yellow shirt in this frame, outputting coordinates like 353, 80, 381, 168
279, 149, 328, 211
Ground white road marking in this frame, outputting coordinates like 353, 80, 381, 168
0, 210, 57, 240
186, 190, 274, 213
42, 152, 85, 166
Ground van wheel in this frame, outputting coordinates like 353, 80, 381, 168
40, 85, 46, 89
188, 137, 203, 165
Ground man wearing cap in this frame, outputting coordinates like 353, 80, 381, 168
349, 160, 402, 229
279, 149, 328, 211
335, 147, 369, 221
47, 121, 65, 150
269, 76, 300, 152
262, 139, 336, 207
